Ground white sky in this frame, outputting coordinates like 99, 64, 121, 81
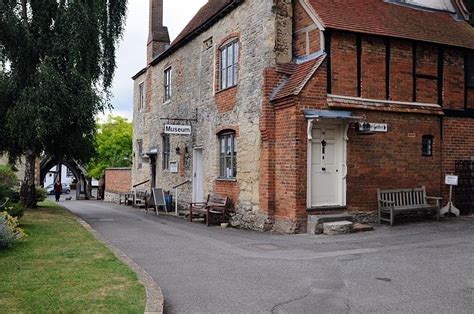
102, 0, 207, 121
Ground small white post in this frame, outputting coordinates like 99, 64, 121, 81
175, 187, 178, 216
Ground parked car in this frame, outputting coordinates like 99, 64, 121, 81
45, 183, 71, 195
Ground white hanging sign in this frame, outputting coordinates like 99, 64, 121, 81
164, 124, 192, 135
445, 175, 458, 186
357, 122, 388, 133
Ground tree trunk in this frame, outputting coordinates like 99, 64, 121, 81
21, 151, 37, 208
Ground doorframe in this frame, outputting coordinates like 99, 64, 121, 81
192, 147, 204, 203
306, 119, 349, 208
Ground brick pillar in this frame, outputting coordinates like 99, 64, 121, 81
147, 0, 170, 63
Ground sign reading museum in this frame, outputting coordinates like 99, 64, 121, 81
164, 124, 192, 135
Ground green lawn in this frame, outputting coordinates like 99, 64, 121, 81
0, 200, 145, 313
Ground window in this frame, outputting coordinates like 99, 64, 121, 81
137, 140, 143, 169
162, 135, 170, 170
466, 55, 474, 88
422, 135, 433, 157
219, 132, 237, 179
164, 67, 172, 102
139, 83, 144, 110
220, 40, 239, 90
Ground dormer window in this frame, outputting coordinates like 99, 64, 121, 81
391, 0, 456, 12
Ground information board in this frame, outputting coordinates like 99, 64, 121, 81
445, 175, 458, 186
151, 188, 166, 214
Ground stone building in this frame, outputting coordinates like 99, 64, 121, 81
132, 0, 474, 233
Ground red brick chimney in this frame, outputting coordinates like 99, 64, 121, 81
147, 0, 170, 63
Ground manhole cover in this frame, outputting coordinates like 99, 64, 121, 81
253, 244, 286, 251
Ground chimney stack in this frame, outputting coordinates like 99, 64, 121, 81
148, 0, 170, 63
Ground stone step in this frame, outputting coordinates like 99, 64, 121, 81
323, 221, 353, 236
352, 223, 374, 233
307, 213, 354, 234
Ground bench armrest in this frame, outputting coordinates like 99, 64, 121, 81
425, 196, 443, 200
190, 202, 207, 206
379, 200, 395, 205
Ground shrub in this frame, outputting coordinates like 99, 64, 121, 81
36, 187, 47, 202
0, 212, 26, 250
4, 203, 26, 219
0, 165, 17, 189
0, 165, 19, 202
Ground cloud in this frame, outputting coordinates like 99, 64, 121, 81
108, 0, 207, 120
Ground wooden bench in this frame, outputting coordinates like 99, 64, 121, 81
133, 191, 148, 209
119, 192, 134, 206
189, 194, 230, 227
377, 186, 442, 226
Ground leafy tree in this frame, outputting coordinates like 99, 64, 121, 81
88, 115, 132, 179
0, 0, 127, 208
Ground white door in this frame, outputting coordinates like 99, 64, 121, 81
311, 124, 343, 207
192, 149, 204, 202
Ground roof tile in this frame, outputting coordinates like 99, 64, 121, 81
308, 0, 474, 49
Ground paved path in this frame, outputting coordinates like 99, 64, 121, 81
61, 200, 474, 314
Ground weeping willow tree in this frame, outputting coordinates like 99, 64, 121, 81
0, 0, 127, 208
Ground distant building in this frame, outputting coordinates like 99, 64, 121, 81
132, 0, 474, 233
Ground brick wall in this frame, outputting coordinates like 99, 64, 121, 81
443, 117, 474, 178
346, 111, 442, 212
390, 39, 413, 102
105, 168, 132, 194
444, 48, 465, 110
331, 32, 358, 96
361, 36, 386, 100
292, 1, 321, 58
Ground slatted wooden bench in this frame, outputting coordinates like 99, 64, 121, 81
377, 186, 442, 226
189, 194, 230, 227
133, 190, 148, 209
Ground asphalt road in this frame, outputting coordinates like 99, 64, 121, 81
61, 200, 474, 314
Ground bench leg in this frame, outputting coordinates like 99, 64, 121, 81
378, 208, 381, 224
205, 211, 209, 227
189, 204, 193, 222
390, 207, 394, 226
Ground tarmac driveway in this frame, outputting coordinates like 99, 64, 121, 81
61, 200, 474, 314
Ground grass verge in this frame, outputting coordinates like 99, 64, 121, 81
0, 200, 145, 313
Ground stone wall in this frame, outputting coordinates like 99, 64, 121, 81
132, 0, 279, 230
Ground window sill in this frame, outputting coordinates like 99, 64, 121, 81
215, 85, 237, 95
216, 178, 237, 182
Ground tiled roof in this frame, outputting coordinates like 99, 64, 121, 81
171, 0, 240, 46
308, 0, 474, 49
272, 55, 326, 101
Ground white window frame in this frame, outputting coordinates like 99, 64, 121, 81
219, 40, 239, 90
138, 82, 144, 111
162, 134, 170, 170
164, 67, 172, 103
218, 132, 237, 179
137, 140, 143, 169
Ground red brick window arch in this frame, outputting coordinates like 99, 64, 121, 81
217, 130, 237, 179
219, 38, 239, 90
